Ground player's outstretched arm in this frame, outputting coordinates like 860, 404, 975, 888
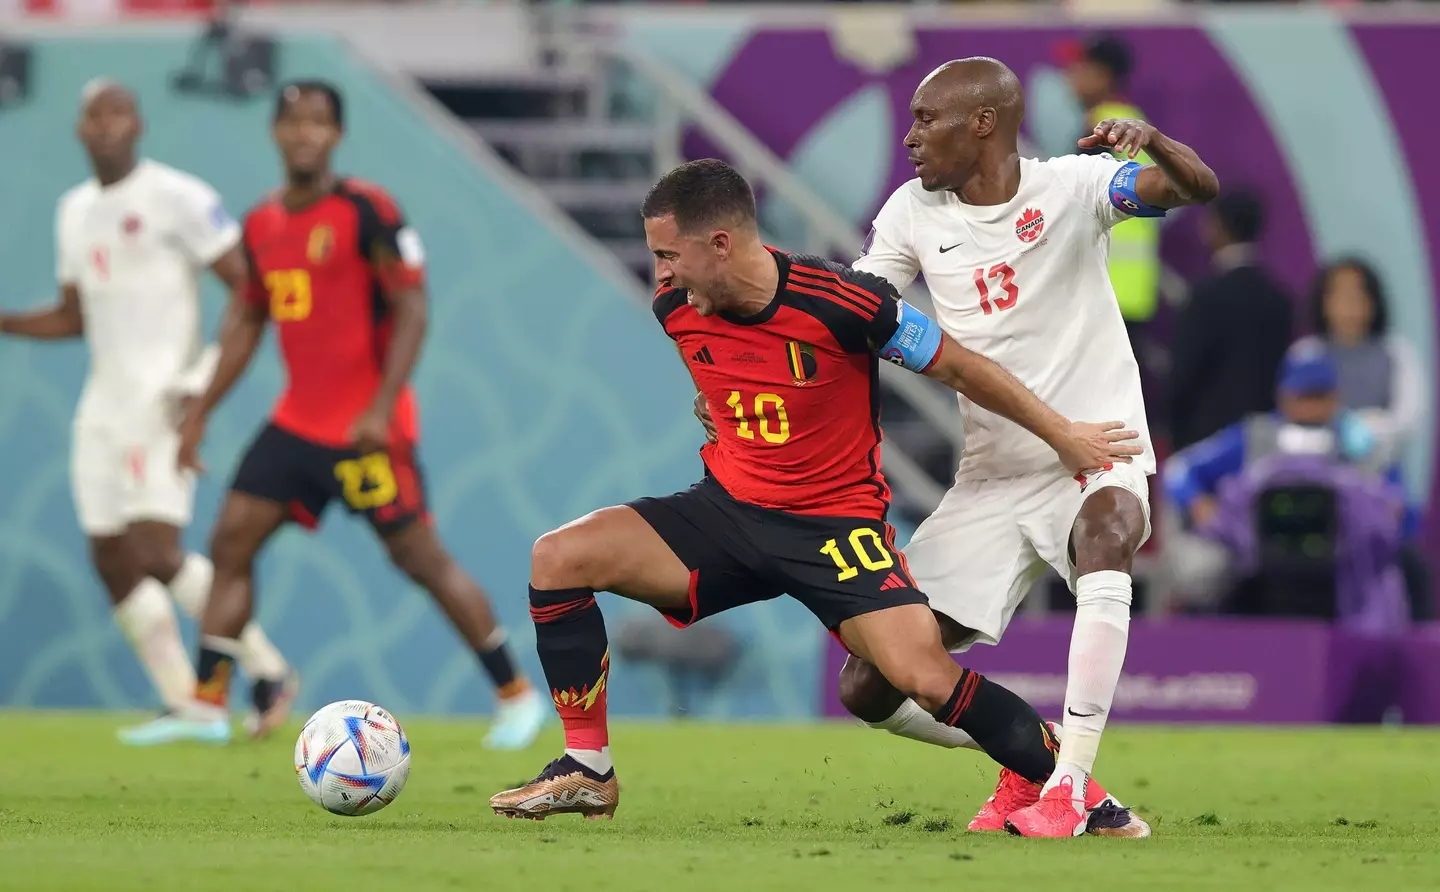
869, 291, 1140, 473
0, 284, 83, 339
1080, 119, 1219, 208
923, 333, 1143, 475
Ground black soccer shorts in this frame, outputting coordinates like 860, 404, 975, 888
230, 423, 430, 535
627, 477, 928, 630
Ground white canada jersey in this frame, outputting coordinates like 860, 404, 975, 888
56, 159, 239, 430
854, 154, 1155, 482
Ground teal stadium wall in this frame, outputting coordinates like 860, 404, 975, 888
0, 35, 824, 719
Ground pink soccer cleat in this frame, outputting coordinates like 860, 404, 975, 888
1005, 773, 1152, 838
967, 768, 1040, 832
1005, 776, 1089, 838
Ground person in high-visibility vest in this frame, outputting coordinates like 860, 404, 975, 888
1061, 34, 1161, 326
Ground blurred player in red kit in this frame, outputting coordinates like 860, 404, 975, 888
122, 81, 547, 749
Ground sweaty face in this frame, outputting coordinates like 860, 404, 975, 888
77, 89, 140, 168
644, 214, 723, 315
274, 90, 341, 178
904, 84, 973, 192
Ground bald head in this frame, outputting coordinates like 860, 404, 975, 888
904, 57, 1026, 194
80, 78, 137, 114
77, 78, 141, 181
917, 57, 1024, 136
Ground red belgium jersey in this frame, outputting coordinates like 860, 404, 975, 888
655, 250, 915, 521
242, 178, 425, 447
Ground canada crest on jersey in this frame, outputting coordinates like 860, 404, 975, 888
306, 224, 335, 264
786, 340, 819, 386
1015, 207, 1045, 243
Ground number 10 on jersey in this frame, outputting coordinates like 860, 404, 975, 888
726, 391, 790, 444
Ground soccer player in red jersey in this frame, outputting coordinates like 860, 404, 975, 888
489, 159, 1143, 821
123, 81, 546, 749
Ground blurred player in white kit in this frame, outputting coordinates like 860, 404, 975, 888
837, 58, 1218, 836
0, 80, 294, 740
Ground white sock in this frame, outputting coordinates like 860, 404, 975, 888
867, 698, 981, 751
1045, 570, 1132, 803
166, 552, 213, 618
167, 553, 289, 681
565, 746, 613, 776
114, 578, 196, 712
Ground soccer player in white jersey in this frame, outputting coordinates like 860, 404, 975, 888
0, 80, 295, 741
840, 58, 1218, 837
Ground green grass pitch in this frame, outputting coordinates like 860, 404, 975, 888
3, 712, 1437, 891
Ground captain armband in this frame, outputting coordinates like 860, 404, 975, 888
878, 299, 943, 373
1108, 161, 1167, 219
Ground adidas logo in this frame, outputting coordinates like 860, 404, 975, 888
879, 572, 908, 591
691, 346, 715, 365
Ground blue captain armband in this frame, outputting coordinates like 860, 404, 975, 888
1108, 161, 1167, 219
879, 299, 943, 372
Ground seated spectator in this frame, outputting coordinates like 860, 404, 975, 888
1296, 259, 1431, 618
1165, 342, 1382, 530
1162, 343, 1407, 628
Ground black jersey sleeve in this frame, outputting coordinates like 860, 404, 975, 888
785, 253, 903, 354
653, 285, 689, 334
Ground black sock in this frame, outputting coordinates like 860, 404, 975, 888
476, 634, 524, 696
196, 640, 237, 708
932, 668, 1058, 783
529, 585, 610, 750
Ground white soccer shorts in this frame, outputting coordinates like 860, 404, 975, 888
904, 462, 1152, 653
70, 422, 196, 537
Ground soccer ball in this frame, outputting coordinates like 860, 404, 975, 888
294, 700, 411, 816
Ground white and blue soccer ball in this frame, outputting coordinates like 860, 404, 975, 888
294, 700, 411, 816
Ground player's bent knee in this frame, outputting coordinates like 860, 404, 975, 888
531, 525, 608, 591
1072, 517, 1136, 570
209, 520, 260, 574
880, 660, 960, 716
836, 656, 906, 723
133, 539, 184, 581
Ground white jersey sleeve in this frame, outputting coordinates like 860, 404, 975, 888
164, 172, 241, 267
55, 191, 83, 285
1045, 152, 1152, 230
853, 184, 921, 291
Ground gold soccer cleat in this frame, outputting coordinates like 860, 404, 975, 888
490, 755, 619, 821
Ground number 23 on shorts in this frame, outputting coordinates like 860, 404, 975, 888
820, 527, 895, 581
334, 453, 399, 510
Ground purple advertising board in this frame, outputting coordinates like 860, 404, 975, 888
822, 618, 1440, 724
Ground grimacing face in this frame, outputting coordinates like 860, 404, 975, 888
644, 214, 733, 315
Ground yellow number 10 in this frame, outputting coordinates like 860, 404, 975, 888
726, 391, 790, 444
820, 528, 895, 581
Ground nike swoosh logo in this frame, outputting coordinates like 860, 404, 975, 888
938, 243, 964, 253
1067, 708, 1097, 718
